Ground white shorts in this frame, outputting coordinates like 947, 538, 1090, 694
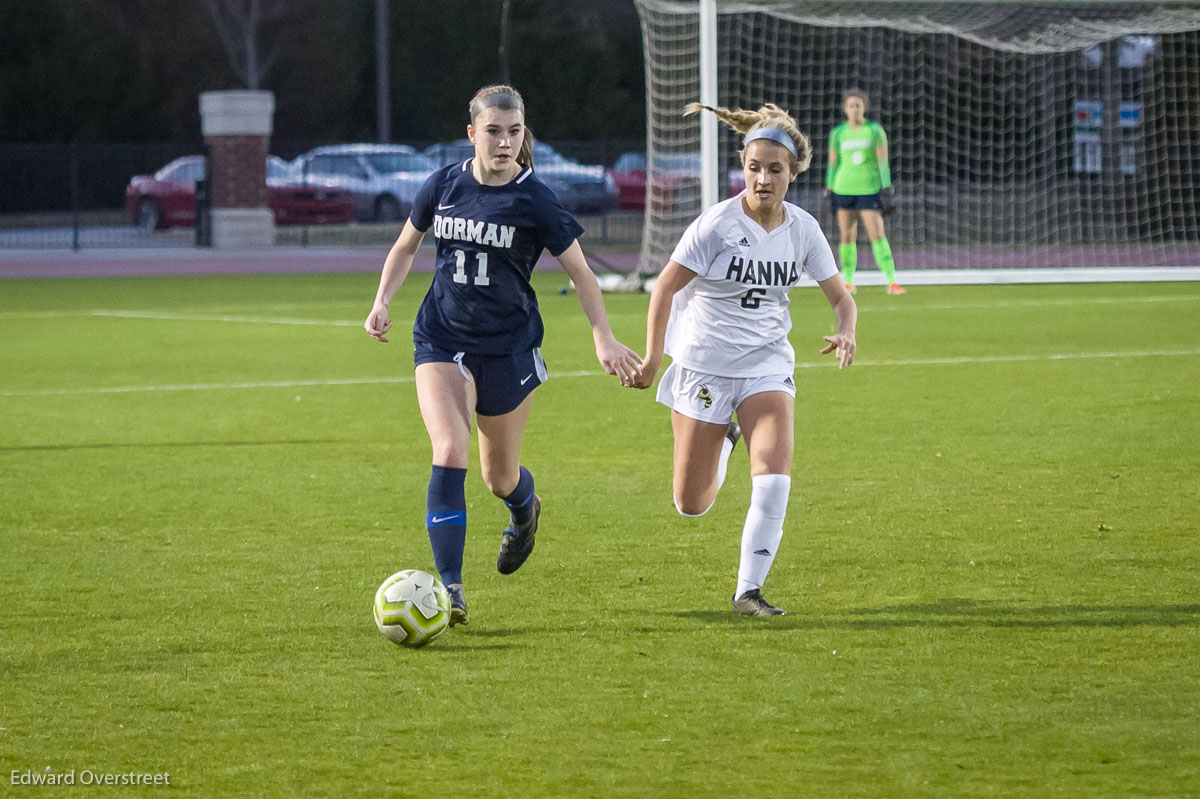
655, 362, 796, 424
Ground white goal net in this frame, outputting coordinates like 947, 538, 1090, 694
633, 1, 1200, 274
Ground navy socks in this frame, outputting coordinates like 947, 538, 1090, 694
426, 465, 467, 586
425, 465, 535, 584
503, 466, 536, 527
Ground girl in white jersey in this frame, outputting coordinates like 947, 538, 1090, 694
630, 102, 857, 615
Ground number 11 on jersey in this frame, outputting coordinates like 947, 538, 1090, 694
452, 249, 490, 286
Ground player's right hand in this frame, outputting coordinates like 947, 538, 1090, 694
629, 354, 661, 390
364, 303, 392, 343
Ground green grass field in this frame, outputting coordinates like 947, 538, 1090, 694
2, 272, 1198, 797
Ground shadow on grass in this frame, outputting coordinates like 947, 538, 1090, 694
450, 628, 521, 638
428, 643, 517, 652
0, 439, 346, 452
667, 599, 1200, 630
667, 610, 809, 629
424, 627, 522, 652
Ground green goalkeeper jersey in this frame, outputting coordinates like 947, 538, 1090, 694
827, 120, 891, 195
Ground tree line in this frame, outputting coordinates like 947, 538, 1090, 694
0, 0, 646, 146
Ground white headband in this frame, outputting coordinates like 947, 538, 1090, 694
744, 127, 797, 156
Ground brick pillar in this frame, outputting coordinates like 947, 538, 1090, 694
199, 91, 275, 248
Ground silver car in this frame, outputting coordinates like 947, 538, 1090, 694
291, 144, 437, 222
423, 140, 618, 214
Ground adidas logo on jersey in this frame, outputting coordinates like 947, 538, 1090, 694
737, 236, 750, 247
725, 256, 800, 286
433, 214, 516, 248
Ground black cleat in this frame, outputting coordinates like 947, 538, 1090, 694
446, 583, 468, 627
726, 421, 741, 448
497, 494, 540, 575
732, 588, 786, 616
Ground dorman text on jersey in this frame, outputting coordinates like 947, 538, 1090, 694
434, 215, 516, 249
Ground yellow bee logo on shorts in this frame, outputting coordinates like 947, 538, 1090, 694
696, 386, 713, 409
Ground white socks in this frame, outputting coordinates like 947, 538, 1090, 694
716, 434, 734, 493
735, 473, 791, 598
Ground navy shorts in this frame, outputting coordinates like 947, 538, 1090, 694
414, 344, 549, 416
831, 192, 883, 211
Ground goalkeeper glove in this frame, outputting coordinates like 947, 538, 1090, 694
880, 186, 896, 216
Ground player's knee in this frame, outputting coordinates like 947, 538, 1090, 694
674, 495, 713, 517
430, 443, 469, 469
481, 466, 518, 499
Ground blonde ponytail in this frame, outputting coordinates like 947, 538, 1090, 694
685, 101, 812, 173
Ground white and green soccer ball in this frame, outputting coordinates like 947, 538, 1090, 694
373, 569, 451, 648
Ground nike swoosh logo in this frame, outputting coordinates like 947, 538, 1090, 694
437, 203, 455, 210
520, 374, 534, 385
430, 514, 461, 524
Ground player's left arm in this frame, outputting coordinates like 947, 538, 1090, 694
874, 124, 892, 189
817, 273, 857, 369
555, 240, 642, 385
874, 124, 895, 214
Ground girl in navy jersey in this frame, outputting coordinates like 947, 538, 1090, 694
365, 85, 640, 626
630, 103, 857, 616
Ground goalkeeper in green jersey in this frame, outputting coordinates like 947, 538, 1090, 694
825, 89, 905, 295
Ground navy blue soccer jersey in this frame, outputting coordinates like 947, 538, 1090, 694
409, 160, 584, 356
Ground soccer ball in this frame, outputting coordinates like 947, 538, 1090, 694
373, 569, 450, 648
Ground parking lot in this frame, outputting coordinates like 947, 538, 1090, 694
0, 139, 643, 251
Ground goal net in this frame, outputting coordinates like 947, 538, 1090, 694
632, 1, 1200, 275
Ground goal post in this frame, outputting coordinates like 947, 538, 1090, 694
700, 0, 720, 211
631, 0, 1200, 277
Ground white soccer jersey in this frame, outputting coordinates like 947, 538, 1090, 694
665, 193, 838, 377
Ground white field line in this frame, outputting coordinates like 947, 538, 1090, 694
851, 294, 1200, 313
90, 310, 363, 327
0, 292, 1196, 324
2, 353, 1197, 398
827, 349, 1200, 368
574, 294, 1200, 320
